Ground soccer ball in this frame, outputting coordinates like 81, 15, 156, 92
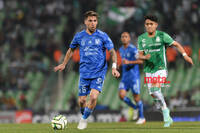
51, 115, 67, 130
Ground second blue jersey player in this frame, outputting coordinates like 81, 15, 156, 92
118, 32, 145, 124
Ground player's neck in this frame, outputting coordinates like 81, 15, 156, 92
86, 29, 96, 35
147, 31, 156, 37
123, 43, 129, 48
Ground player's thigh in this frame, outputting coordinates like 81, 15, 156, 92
90, 76, 105, 93
78, 77, 90, 96
131, 79, 140, 95
89, 89, 100, 101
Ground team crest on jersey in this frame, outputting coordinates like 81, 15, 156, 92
95, 39, 100, 45
156, 37, 160, 42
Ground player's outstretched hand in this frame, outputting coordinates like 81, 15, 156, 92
54, 63, 66, 72
184, 55, 194, 65
122, 59, 130, 64
112, 68, 120, 78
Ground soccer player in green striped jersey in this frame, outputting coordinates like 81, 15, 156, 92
138, 15, 194, 127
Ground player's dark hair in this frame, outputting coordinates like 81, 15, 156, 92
144, 14, 158, 22
84, 11, 98, 20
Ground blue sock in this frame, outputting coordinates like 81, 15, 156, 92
137, 100, 144, 118
80, 107, 85, 115
82, 107, 93, 119
123, 97, 137, 109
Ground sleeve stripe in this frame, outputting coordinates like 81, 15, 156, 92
169, 41, 175, 46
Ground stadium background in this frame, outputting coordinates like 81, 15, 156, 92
0, 0, 199, 123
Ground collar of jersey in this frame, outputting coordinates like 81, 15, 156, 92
122, 43, 131, 50
146, 30, 158, 38
84, 29, 97, 36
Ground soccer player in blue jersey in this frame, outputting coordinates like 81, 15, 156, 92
118, 32, 146, 124
54, 11, 120, 130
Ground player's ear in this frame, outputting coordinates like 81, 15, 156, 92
84, 19, 87, 25
155, 22, 158, 28
84, 17, 88, 25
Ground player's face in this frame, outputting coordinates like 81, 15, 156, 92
121, 32, 130, 45
145, 19, 158, 34
84, 16, 98, 33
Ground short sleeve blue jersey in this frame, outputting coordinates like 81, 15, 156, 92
119, 44, 140, 81
70, 29, 114, 79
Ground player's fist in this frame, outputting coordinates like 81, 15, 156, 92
54, 63, 66, 72
112, 68, 120, 78
184, 55, 194, 65
122, 59, 130, 64
145, 54, 151, 60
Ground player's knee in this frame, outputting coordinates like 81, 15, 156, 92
90, 94, 98, 103
119, 93, 125, 100
134, 96, 140, 102
79, 97, 86, 105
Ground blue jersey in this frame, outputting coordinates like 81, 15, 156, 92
119, 44, 140, 81
70, 29, 114, 79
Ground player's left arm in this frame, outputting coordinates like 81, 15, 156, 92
122, 59, 143, 65
172, 41, 194, 65
123, 47, 144, 64
109, 48, 120, 78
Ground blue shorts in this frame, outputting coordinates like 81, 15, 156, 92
78, 75, 105, 96
118, 79, 140, 94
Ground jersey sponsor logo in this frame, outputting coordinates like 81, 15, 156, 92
154, 43, 161, 46
142, 39, 146, 43
84, 46, 98, 56
148, 44, 154, 46
88, 40, 92, 44
127, 53, 130, 57
142, 43, 146, 47
149, 49, 160, 52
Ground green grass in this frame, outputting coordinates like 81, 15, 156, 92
0, 122, 200, 133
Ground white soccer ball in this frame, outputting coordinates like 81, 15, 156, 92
51, 115, 67, 130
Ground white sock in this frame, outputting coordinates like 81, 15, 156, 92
152, 91, 167, 110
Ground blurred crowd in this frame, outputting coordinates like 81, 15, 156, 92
0, 0, 199, 111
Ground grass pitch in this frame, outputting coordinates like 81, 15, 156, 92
0, 122, 199, 133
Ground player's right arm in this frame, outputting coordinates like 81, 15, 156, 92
54, 48, 74, 72
137, 36, 151, 60
54, 33, 79, 72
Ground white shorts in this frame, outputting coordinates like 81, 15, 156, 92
145, 70, 168, 94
